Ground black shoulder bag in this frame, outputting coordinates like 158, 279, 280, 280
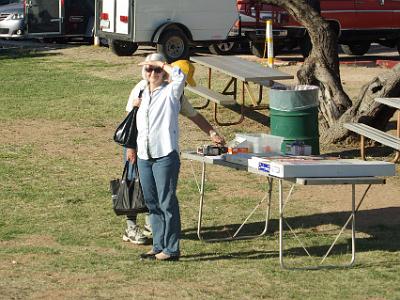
113, 89, 144, 148
110, 162, 148, 216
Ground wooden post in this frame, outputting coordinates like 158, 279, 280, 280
266, 20, 274, 68
395, 111, 400, 162
94, 36, 100, 47
360, 135, 365, 160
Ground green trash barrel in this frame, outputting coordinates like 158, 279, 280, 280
269, 85, 320, 155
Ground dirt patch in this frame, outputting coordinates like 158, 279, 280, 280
0, 235, 59, 248
0, 119, 115, 165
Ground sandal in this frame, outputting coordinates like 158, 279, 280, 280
139, 250, 160, 260
155, 252, 180, 261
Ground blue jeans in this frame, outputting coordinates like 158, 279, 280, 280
137, 151, 181, 256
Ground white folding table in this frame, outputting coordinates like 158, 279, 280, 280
181, 151, 387, 269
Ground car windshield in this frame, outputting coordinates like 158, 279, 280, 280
0, 0, 23, 5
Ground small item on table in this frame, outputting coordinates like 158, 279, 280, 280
227, 146, 249, 155
226, 136, 250, 155
285, 141, 312, 156
197, 145, 228, 156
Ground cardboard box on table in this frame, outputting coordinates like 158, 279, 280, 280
267, 158, 396, 178
225, 155, 396, 178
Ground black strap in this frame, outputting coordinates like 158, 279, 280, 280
138, 88, 144, 98
121, 161, 130, 180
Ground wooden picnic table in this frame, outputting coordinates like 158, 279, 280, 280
344, 97, 400, 163
187, 55, 293, 126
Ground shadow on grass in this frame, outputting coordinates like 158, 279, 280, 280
325, 145, 398, 160
0, 39, 72, 60
181, 206, 400, 260
0, 48, 61, 60
220, 105, 270, 126
182, 250, 278, 261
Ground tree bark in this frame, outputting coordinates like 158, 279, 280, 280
259, 0, 400, 144
260, 0, 352, 120
323, 65, 400, 143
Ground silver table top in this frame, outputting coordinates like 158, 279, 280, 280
190, 55, 294, 82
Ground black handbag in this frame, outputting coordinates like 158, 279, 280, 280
113, 106, 139, 148
113, 89, 144, 148
110, 162, 148, 216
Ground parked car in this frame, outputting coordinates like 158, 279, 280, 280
0, 1, 25, 39
209, 0, 292, 56
0, 0, 21, 5
24, 0, 94, 42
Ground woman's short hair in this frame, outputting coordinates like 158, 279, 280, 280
141, 52, 168, 80
145, 53, 166, 62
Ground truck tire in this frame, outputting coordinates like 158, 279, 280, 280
157, 29, 189, 62
250, 42, 266, 58
208, 42, 237, 55
341, 43, 370, 56
108, 39, 138, 56
299, 34, 312, 58
307, 0, 321, 13
397, 40, 400, 55
250, 42, 283, 58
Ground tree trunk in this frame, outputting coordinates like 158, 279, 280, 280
323, 65, 400, 143
259, 0, 400, 144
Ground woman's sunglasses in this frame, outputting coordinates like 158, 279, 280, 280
145, 67, 163, 74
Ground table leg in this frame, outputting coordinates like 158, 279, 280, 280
279, 179, 284, 268
351, 184, 356, 265
231, 177, 273, 238
243, 81, 258, 107
279, 181, 372, 270
394, 111, 400, 163
193, 68, 211, 109
221, 77, 237, 97
196, 161, 207, 241
243, 81, 269, 110
195, 161, 273, 242
213, 77, 244, 126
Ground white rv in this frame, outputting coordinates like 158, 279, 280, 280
95, 0, 238, 61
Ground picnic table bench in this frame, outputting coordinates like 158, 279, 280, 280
185, 85, 236, 106
344, 97, 400, 162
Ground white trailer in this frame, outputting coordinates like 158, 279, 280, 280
95, 0, 238, 61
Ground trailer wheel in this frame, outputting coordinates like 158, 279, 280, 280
208, 42, 237, 55
341, 43, 370, 56
157, 29, 189, 62
108, 39, 138, 56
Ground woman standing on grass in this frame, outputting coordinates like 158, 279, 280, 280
127, 52, 185, 261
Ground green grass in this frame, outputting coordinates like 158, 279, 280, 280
0, 46, 399, 299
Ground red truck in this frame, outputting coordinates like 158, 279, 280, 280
235, 0, 400, 57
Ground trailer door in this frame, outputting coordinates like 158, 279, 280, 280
64, 0, 94, 35
97, 0, 133, 40
26, 0, 62, 35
